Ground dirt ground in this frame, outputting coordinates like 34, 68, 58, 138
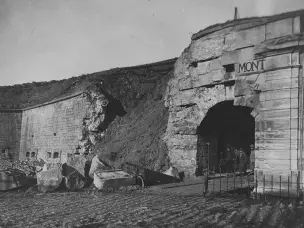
0, 185, 303, 228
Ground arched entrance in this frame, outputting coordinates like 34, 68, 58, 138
196, 101, 255, 176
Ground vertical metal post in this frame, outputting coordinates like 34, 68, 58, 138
297, 172, 300, 199
219, 167, 222, 193
288, 176, 290, 198
263, 175, 265, 197
291, 173, 293, 199
240, 175, 243, 195
206, 143, 210, 193
227, 174, 229, 192
271, 175, 274, 203
280, 176, 282, 199
233, 175, 236, 196
255, 172, 258, 199
247, 174, 250, 197
207, 143, 210, 177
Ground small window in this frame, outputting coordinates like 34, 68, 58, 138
54, 133, 56, 136
31, 152, 36, 158
47, 152, 52, 158
53, 152, 59, 158
223, 64, 235, 80
26, 152, 30, 157
224, 64, 235, 73
190, 62, 198, 68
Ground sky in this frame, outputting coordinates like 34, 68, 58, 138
0, 0, 304, 86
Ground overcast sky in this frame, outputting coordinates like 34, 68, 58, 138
0, 0, 304, 86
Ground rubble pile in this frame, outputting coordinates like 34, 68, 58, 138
0, 158, 12, 170
36, 155, 117, 192
1, 154, 180, 193
12, 159, 45, 176
0, 158, 45, 176
0, 157, 44, 191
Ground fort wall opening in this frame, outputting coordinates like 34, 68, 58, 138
196, 101, 254, 175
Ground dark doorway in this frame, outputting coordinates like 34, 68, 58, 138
196, 101, 255, 176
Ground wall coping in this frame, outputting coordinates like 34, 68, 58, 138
192, 9, 304, 40
0, 109, 23, 113
0, 92, 84, 113
22, 92, 84, 111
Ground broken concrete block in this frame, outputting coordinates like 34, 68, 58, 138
65, 155, 86, 177
36, 168, 63, 193
42, 162, 62, 171
64, 172, 85, 190
89, 155, 112, 178
163, 167, 180, 180
62, 155, 86, 190
93, 170, 135, 190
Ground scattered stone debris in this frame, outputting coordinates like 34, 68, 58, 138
1, 155, 180, 193
36, 166, 63, 193
93, 170, 135, 190
0, 158, 12, 170
65, 154, 86, 177
163, 167, 180, 180
0, 158, 45, 191
89, 155, 113, 178
63, 155, 87, 190
64, 171, 86, 191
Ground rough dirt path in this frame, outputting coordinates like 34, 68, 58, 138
0, 188, 299, 228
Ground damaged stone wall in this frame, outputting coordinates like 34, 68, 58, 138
0, 58, 175, 176
19, 87, 109, 163
79, 86, 109, 153
164, 10, 304, 188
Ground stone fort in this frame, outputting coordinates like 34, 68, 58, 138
1, 9, 304, 194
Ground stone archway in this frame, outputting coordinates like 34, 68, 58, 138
164, 83, 261, 178
196, 100, 255, 176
